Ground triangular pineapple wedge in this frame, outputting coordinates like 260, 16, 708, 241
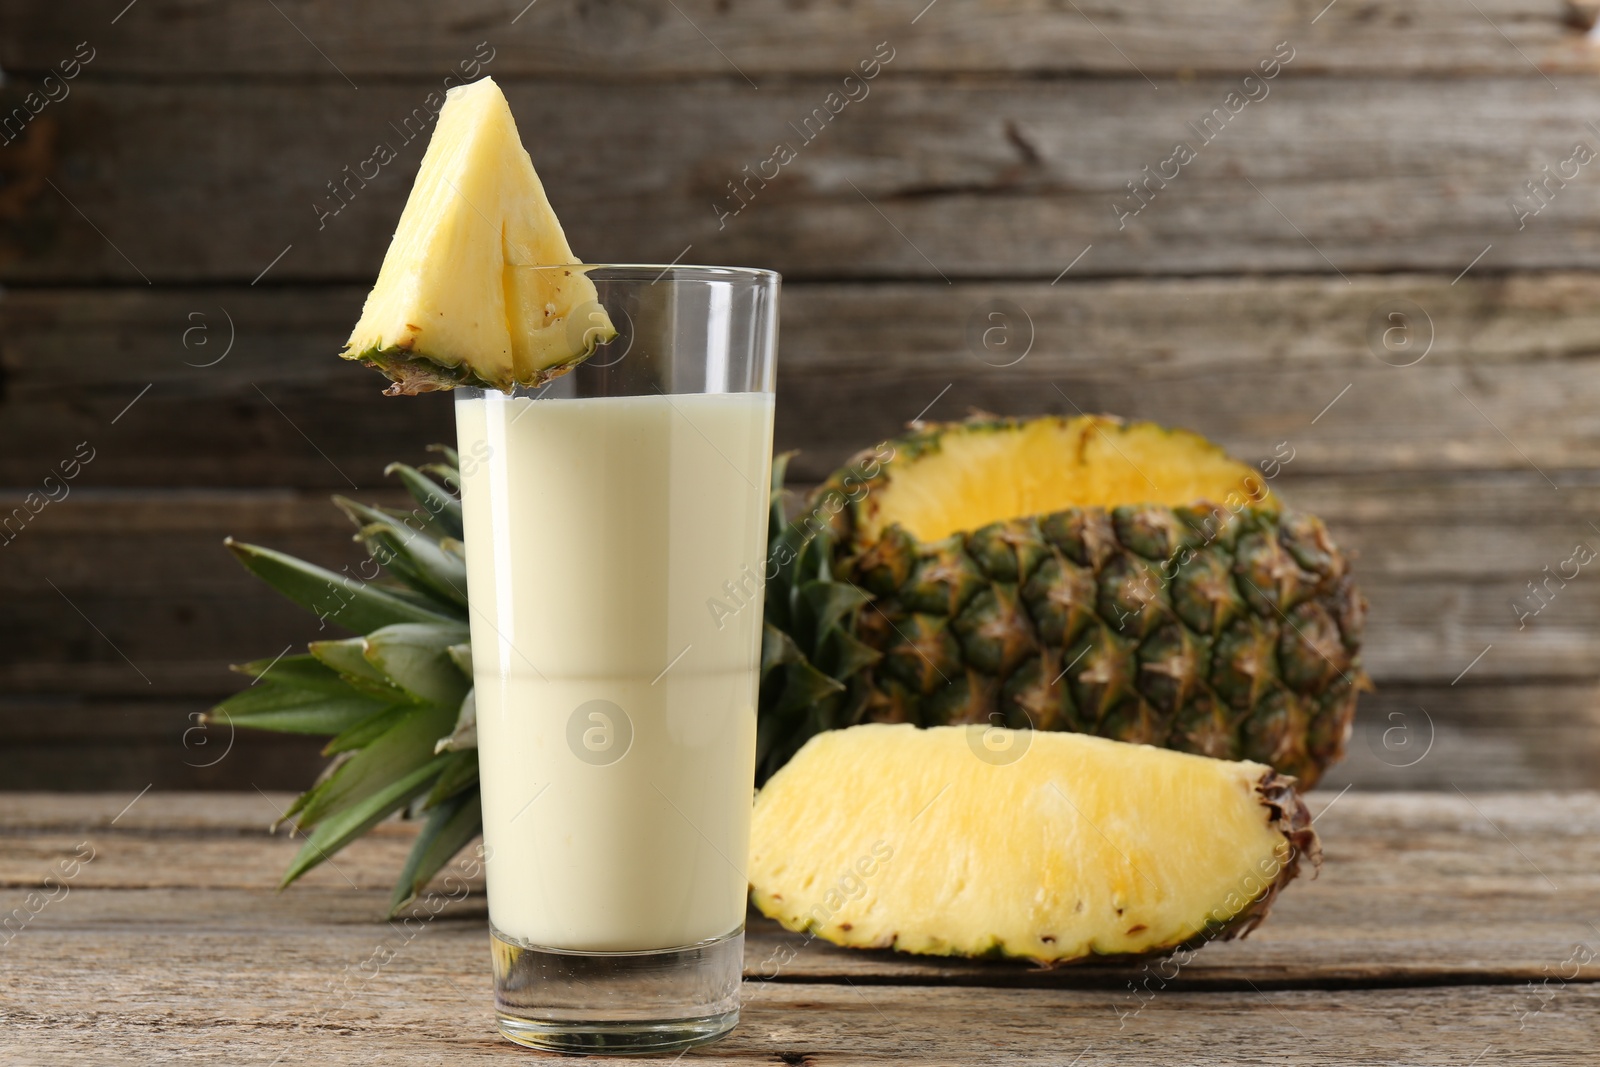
343, 77, 613, 394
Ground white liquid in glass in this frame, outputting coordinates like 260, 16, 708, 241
456, 391, 773, 952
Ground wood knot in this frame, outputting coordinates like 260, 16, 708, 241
0, 110, 58, 236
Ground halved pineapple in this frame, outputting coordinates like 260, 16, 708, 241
343, 77, 613, 394
748, 723, 1317, 963
758, 415, 1366, 788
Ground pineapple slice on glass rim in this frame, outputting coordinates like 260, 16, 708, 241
342, 76, 615, 394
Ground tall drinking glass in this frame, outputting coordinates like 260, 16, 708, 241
454, 265, 778, 1054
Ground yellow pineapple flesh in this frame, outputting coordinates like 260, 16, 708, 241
748, 723, 1317, 963
343, 76, 612, 394
862, 415, 1274, 543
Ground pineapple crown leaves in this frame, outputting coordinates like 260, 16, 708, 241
223, 538, 460, 634
756, 453, 882, 782
332, 497, 468, 611
382, 462, 463, 539
212, 449, 481, 916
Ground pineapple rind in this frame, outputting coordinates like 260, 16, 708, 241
349, 332, 609, 397
747, 723, 1319, 964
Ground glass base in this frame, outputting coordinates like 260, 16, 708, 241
491, 925, 743, 1055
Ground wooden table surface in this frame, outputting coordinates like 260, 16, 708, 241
1, 790, 1594, 1065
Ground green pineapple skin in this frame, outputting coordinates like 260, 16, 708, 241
759, 418, 1368, 788
844, 505, 1364, 785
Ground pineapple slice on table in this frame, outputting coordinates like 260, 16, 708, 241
343, 76, 613, 394
748, 723, 1318, 963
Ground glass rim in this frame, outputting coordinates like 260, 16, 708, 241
507, 263, 781, 284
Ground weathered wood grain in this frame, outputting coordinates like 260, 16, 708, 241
9, 79, 1600, 282
0, 793, 1594, 1065
4, 981, 1588, 1066
1321, 681, 1600, 792
0, 287, 454, 488
7, 276, 1600, 488
8, 881, 1594, 992
0, 789, 297, 831
2, 0, 1597, 78
5, 677, 1600, 792
0, 709, 327, 791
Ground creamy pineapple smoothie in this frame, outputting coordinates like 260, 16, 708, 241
457, 390, 773, 952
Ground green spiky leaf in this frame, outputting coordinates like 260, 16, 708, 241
770, 450, 796, 530
309, 637, 415, 703
425, 443, 461, 469
290, 701, 457, 831
226, 538, 458, 634
385, 462, 464, 540
363, 623, 472, 707
818, 626, 882, 681
231, 653, 350, 693
424, 748, 479, 807
772, 661, 845, 718
801, 579, 873, 640
280, 755, 450, 889
374, 506, 448, 545
334, 496, 469, 608
323, 703, 412, 755
387, 786, 483, 917
419, 463, 462, 495
434, 690, 477, 753
761, 623, 805, 678
208, 682, 392, 737
355, 527, 453, 604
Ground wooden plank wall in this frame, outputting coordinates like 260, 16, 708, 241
3, 0, 1600, 790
